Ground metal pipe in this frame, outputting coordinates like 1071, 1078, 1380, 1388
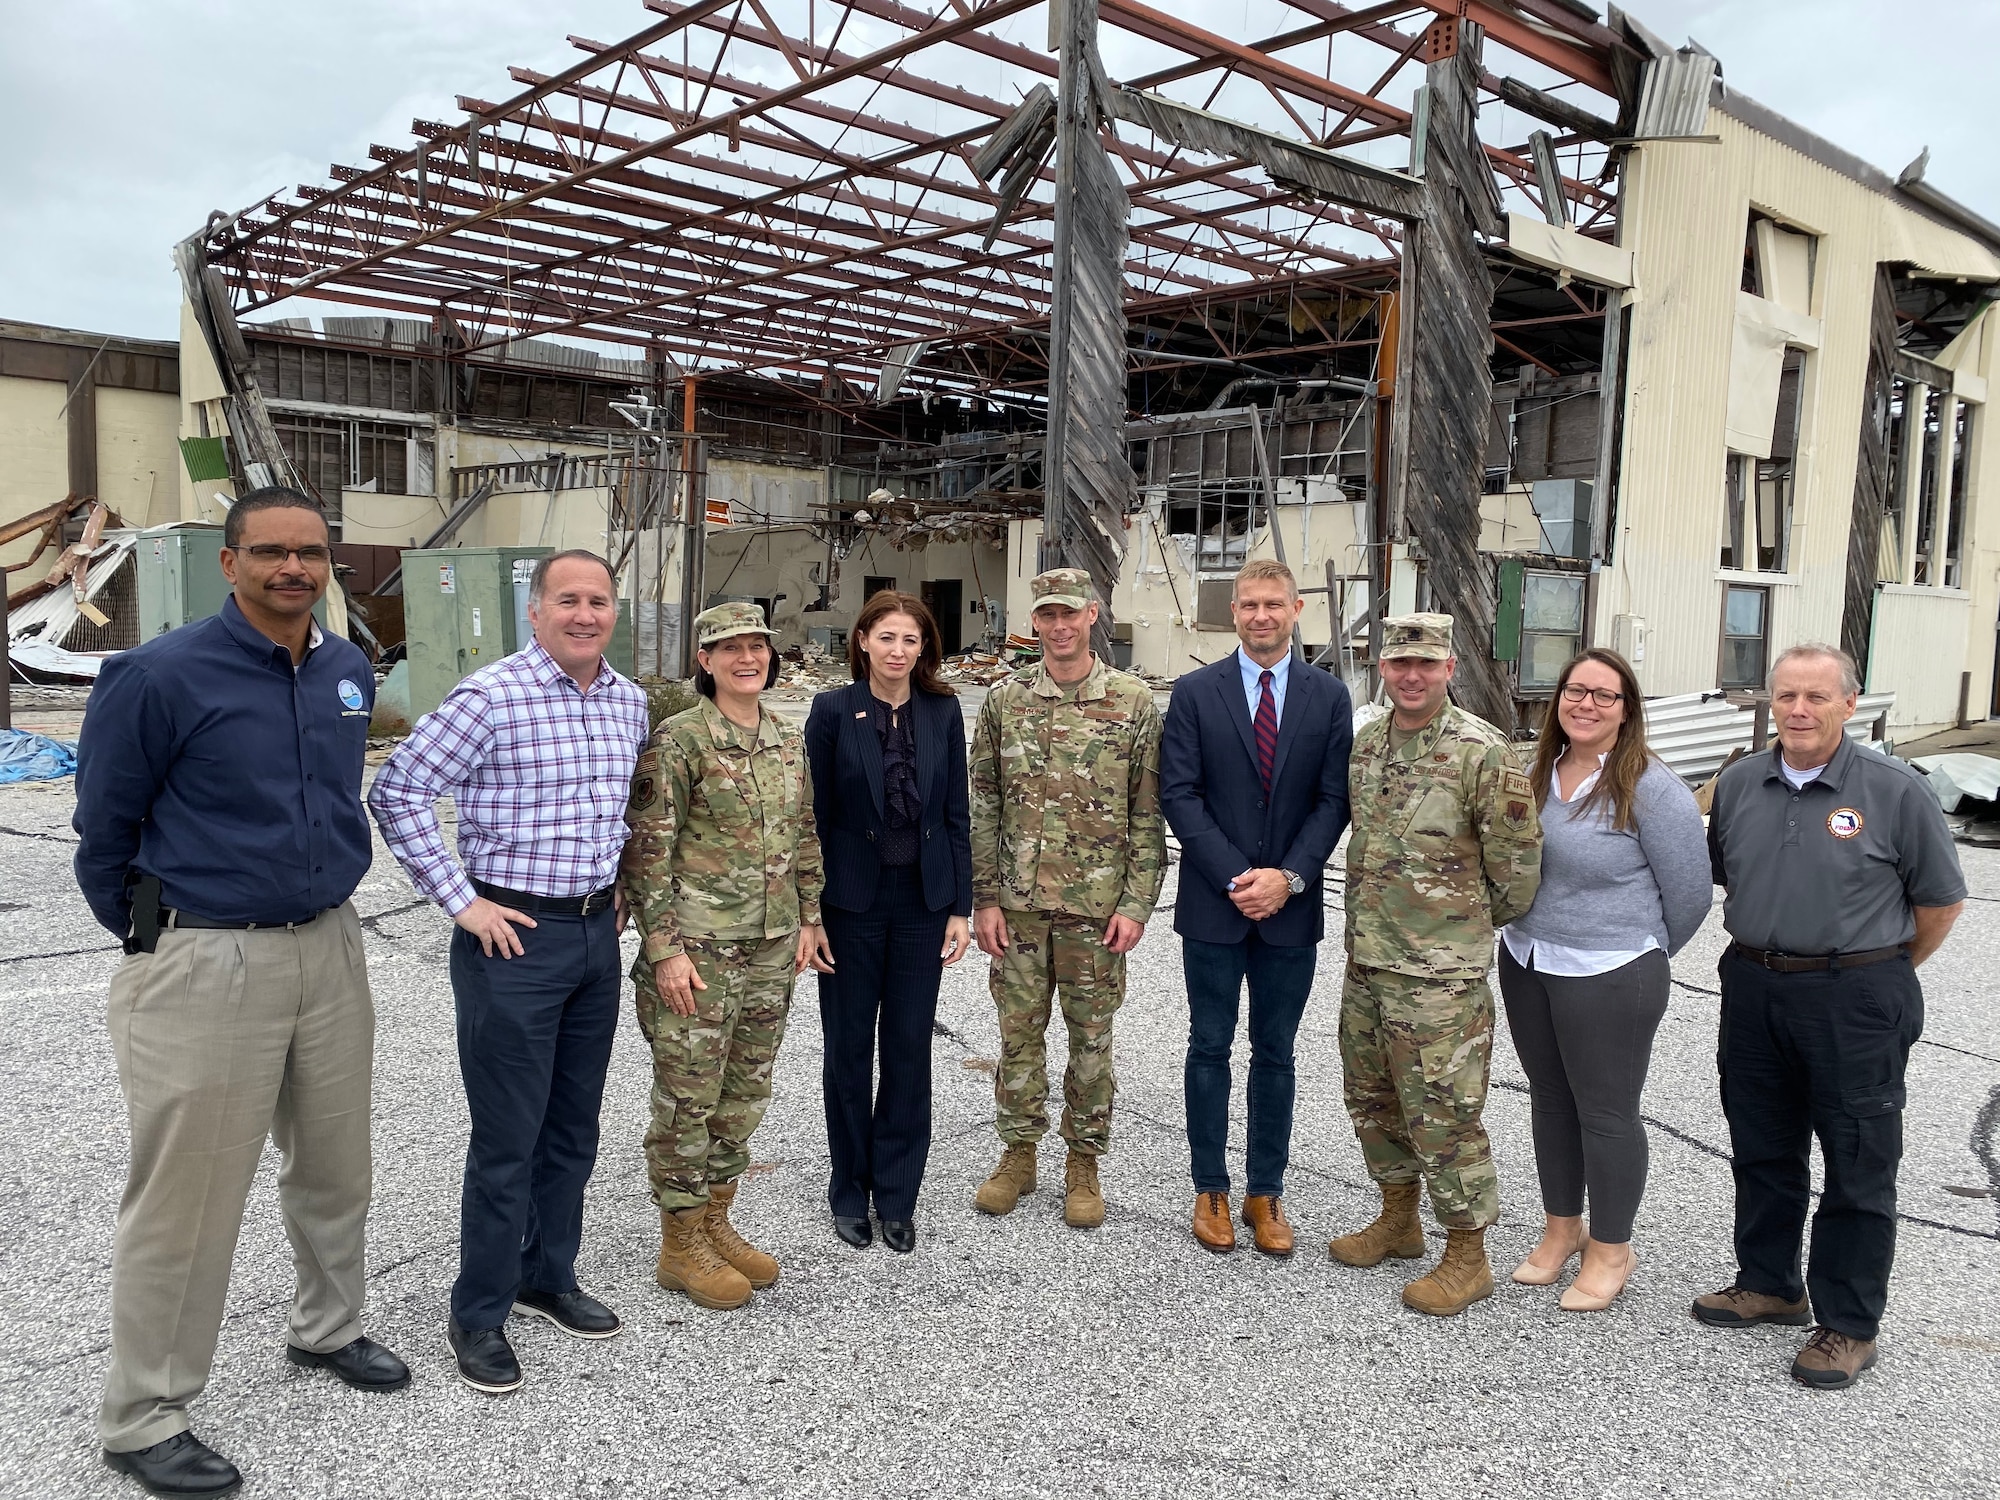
1206, 375, 1374, 411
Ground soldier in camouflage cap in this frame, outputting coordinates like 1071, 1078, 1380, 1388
620, 600, 829, 1311
1328, 611, 1542, 1316
968, 567, 1167, 1229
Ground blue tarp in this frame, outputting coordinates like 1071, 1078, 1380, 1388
0, 729, 78, 783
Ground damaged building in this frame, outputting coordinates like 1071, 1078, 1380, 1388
16, 0, 1993, 739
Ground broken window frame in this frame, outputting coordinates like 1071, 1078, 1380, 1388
1943, 398, 1974, 590
349, 421, 412, 495
1719, 350, 1805, 574
1879, 376, 1915, 583
1911, 388, 1946, 585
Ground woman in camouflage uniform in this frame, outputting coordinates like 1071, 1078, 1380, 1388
620, 602, 829, 1310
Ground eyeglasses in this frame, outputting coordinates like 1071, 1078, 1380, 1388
1560, 683, 1625, 707
233, 544, 332, 565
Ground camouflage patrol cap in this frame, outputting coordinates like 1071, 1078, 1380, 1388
693, 600, 777, 648
1380, 611, 1454, 660
1030, 567, 1097, 611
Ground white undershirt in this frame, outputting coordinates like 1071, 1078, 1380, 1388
1501, 752, 1661, 979
1779, 758, 1827, 790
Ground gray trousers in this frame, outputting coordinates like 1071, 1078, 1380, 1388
1497, 944, 1670, 1245
99, 903, 374, 1452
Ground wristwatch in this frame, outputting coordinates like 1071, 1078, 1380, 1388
1281, 869, 1306, 895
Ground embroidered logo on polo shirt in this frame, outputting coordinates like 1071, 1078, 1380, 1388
337, 679, 367, 713
1827, 807, 1864, 839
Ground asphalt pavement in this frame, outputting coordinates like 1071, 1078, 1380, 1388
1, 770, 1996, 1499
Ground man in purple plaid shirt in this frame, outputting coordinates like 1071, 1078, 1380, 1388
368, 549, 649, 1396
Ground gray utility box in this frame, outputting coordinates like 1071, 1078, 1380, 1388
134, 525, 232, 642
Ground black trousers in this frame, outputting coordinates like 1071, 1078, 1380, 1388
448, 906, 621, 1331
819, 865, 950, 1220
1498, 945, 1670, 1244
1718, 948, 1922, 1341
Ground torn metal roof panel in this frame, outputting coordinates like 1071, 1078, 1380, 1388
194, 0, 1626, 397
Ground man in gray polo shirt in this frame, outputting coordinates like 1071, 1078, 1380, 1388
1697, 643, 1964, 1389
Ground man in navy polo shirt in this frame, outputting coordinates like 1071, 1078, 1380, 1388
76, 488, 407, 1498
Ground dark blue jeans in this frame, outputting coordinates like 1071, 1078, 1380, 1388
448, 906, 621, 1331
1182, 932, 1318, 1197
819, 865, 950, 1220
1719, 949, 1921, 1341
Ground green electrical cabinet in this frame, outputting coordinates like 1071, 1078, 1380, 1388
403, 546, 552, 718
134, 526, 233, 642
402, 546, 637, 719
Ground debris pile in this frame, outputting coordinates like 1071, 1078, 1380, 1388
1911, 753, 2000, 846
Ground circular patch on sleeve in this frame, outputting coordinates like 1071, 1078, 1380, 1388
1827, 807, 1864, 839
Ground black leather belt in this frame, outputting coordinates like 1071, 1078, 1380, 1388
1729, 942, 1907, 973
472, 879, 617, 917
166, 907, 330, 931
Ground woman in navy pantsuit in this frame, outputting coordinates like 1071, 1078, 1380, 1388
803, 590, 973, 1253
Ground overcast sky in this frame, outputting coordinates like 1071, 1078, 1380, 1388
2, 0, 1992, 344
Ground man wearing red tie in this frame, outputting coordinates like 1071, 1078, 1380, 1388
1160, 560, 1352, 1255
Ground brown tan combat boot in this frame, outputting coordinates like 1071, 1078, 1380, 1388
1401, 1227, 1495, 1317
655, 1206, 753, 1310
1063, 1150, 1105, 1229
974, 1143, 1038, 1216
1328, 1182, 1427, 1267
706, 1179, 779, 1289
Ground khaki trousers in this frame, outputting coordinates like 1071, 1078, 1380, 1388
99, 902, 374, 1452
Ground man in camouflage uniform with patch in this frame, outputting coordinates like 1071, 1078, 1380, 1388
1330, 612, 1542, 1315
620, 602, 829, 1311
969, 568, 1167, 1229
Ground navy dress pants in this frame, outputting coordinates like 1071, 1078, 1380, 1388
449, 905, 621, 1331
1183, 932, 1318, 1198
1718, 949, 1922, 1341
819, 866, 950, 1220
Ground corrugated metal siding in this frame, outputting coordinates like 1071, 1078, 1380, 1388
1867, 587, 1974, 726
1645, 690, 1896, 782
1600, 111, 2000, 733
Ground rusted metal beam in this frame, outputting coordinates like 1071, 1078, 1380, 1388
233, 0, 1045, 313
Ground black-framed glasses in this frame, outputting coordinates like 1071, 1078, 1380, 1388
233, 544, 332, 565
1560, 683, 1624, 707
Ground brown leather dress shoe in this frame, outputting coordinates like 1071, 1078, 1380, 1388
1193, 1191, 1235, 1253
1241, 1195, 1295, 1257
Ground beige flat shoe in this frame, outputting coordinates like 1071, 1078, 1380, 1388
1560, 1248, 1637, 1311
1511, 1238, 1584, 1286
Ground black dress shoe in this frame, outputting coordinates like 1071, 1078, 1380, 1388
880, 1219, 917, 1254
103, 1430, 241, 1497
286, 1335, 411, 1391
512, 1286, 623, 1340
448, 1319, 523, 1394
833, 1214, 873, 1248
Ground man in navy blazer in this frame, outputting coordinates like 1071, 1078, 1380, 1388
1160, 559, 1352, 1256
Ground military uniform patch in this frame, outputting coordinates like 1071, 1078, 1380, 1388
1500, 768, 1535, 832
629, 775, 655, 811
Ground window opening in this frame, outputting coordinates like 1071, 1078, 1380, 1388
1944, 401, 1973, 589
1519, 571, 1585, 691
1912, 389, 1946, 584
1720, 350, 1804, 572
1719, 584, 1770, 689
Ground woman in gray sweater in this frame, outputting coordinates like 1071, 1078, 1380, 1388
1499, 648, 1711, 1311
